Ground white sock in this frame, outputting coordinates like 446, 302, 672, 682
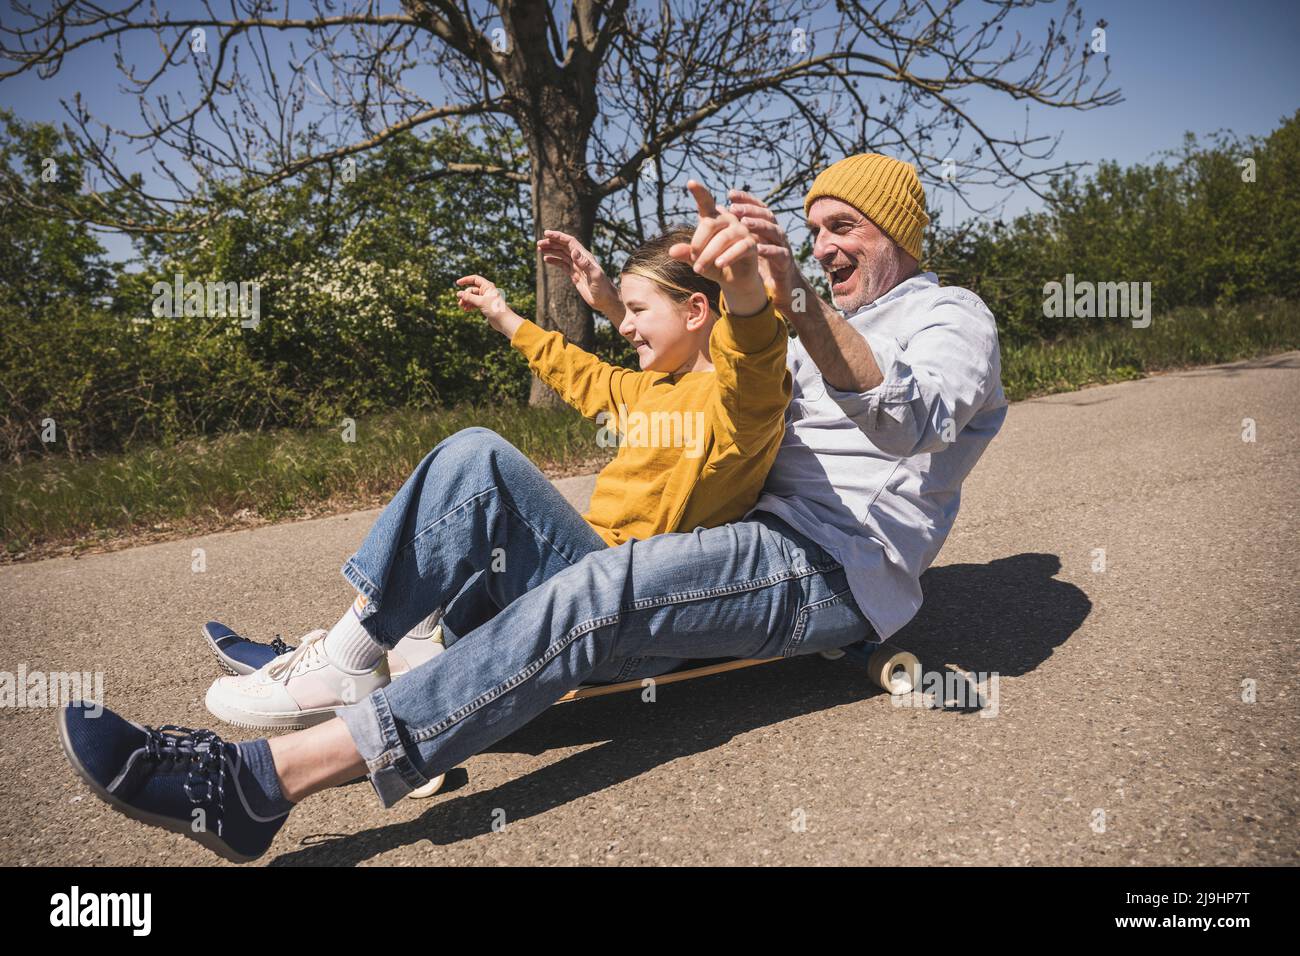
323, 594, 386, 672
403, 608, 443, 641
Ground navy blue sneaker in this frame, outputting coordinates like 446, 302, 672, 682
58, 703, 290, 863
202, 621, 295, 676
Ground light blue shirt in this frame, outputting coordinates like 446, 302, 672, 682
750, 272, 1008, 640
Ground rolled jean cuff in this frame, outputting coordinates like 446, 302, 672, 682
340, 557, 403, 646
337, 686, 428, 809
341, 556, 380, 602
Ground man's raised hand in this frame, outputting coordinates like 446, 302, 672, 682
727, 188, 799, 314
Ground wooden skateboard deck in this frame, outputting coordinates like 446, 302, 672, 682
557, 656, 776, 701
407, 639, 920, 799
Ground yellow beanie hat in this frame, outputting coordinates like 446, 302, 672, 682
803, 153, 929, 261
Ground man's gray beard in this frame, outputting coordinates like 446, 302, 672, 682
831, 265, 875, 315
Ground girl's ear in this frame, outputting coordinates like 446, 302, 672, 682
684, 291, 711, 331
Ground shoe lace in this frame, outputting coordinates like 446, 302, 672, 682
143, 725, 229, 836
269, 635, 292, 656
265, 628, 328, 684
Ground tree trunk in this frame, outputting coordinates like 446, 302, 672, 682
526, 144, 599, 406
499, 1, 601, 406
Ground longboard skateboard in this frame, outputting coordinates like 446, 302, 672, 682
407, 637, 921, 799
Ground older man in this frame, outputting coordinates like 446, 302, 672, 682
59, 154, 1008, 862
731, 152, 1008, 639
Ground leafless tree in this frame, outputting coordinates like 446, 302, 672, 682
1, 0, 1118, 404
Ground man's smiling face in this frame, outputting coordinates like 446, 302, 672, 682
808, 196, 910, 315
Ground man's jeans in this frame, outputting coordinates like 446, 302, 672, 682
336, 427, 874, 807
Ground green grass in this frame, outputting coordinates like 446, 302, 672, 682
3, 298, 1297, 559
1001, 298, 1299, 401
1, 403, 611, 558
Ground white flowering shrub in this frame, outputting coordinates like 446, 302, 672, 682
21, 129, 540, 453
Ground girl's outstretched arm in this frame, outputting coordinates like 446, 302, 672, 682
456, 273, 653, 419
668, 180, 768, 317
669, 181, 791, 457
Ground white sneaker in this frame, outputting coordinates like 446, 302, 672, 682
388, 612, 446, 677
205, 629, 390, 730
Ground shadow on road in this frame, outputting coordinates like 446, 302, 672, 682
270, 551, 1089, 865
898, 552, 1090, 680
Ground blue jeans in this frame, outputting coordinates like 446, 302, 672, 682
336, 427, 874, 807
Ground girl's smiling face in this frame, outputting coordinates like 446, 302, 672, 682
617, 273, 714, 374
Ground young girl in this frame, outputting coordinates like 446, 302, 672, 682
456, 182, 790, 546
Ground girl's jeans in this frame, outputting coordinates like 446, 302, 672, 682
336, 427, 874, 807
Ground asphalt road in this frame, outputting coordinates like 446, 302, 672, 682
2, 352, 1297, 866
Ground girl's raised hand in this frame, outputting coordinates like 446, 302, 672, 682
669, 180, 766, 315
456, 274, 523, 338
537, 230, 623, 318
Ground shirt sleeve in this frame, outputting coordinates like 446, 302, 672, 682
708, 293, 792, 457
824, 301, 999, 458
510, 318, 655, 420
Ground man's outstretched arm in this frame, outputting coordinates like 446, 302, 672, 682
784, 271, 885, 394
726, 189, 883, 394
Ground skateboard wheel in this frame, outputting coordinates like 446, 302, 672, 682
819, 648, 846, 660
407, 773, 446, 800
866, 647, 921, 695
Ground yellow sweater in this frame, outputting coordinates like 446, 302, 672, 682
511, 298, 791, 546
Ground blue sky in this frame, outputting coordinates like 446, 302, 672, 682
940, 0, 1300, 221
2, 0, 1296, 259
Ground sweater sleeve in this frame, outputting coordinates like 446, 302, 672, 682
510, 319, 655, 420
707, 294, 792, 456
